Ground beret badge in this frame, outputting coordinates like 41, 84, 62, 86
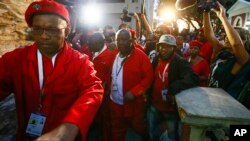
32, 4, 41, 11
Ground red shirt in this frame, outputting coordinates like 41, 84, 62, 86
134, 42, 145, 52
191, 58, 211, 86
199, 42, 213, 65
92, 47, 118, 86
78, 43, 93, 59
152, 58, 175, 112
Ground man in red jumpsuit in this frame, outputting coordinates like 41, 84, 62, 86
88, 32, 117, 141
109, 29, 154, 141
0, 1, 103, 141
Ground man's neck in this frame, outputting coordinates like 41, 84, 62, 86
119, 48, 133, 58
119, 53, 128, 58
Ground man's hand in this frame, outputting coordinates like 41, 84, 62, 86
124, 91, 135, 103
35, 123, 79, 141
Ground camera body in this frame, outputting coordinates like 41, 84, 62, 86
198, 0, 217, 12
120, 7, 134, 22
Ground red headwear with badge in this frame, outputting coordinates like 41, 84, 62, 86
25, 0, 70, 27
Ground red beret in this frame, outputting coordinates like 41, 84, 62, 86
25, 0, 70, 27
189, 40, 202, 48
130, 29, 137, 39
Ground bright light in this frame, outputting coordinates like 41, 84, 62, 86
80, 4, 102, 25
161, 8, 175, 22
176, 19, 188, 33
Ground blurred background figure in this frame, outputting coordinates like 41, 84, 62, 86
103, 25, 117, 50
188, 40, 211, 87
87, 32, 117, 141
196, 29, 213, 65
203, 1, 250, 106
176, 35, 190, 57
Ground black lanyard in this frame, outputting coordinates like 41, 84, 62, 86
115, 54, 129, 77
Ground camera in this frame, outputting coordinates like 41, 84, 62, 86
120, 7, 134, 22
198, 0, 217, 12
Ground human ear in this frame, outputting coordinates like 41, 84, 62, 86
65, 27, 71, 38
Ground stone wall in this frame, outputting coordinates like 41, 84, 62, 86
0, 0, 34, 56
0, 1, 33, 140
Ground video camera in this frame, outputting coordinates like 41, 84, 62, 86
198, 0, 217, 12
120, 7, 135, 22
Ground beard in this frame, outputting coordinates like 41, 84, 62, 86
118, 44, 133, 57
159, 51, 174, 60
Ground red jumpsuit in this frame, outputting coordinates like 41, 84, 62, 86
109, 47, 154, 141
0, 42, 103, 141
92, 47, 118, 141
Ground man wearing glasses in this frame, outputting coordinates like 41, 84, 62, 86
0, 0, 103, 141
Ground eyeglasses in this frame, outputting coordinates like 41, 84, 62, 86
32, 26, 67, 36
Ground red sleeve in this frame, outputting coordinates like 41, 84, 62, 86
0, 51, 17, 100
130, 53, 154, 96
63, 57, 103, 138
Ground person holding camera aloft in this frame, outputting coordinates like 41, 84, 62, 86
203, 1, 250, 101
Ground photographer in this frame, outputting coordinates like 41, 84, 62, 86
203, 1, 250, 101
120, 8, 141, 39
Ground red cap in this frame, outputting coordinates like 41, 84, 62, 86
130, 29, 137, 39
25, 0, 70, 27
189, 40, 202, 49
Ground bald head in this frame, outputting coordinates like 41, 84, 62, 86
116, 29, 133, 57
116, 29, 131, 40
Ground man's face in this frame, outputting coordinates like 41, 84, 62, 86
188, 46, 200, 56
32, 14, 69, 57
158, 43, 175, 60
116, 30, 132, 56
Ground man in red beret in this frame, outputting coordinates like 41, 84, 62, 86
0, 0, 103, 141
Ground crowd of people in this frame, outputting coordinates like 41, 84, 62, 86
0, 0, 250, 141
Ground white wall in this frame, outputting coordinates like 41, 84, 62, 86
96, 0, 141, 30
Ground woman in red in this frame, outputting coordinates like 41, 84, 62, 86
188, 40, 211, 86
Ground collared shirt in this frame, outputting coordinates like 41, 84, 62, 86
110, 54, 126, 105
